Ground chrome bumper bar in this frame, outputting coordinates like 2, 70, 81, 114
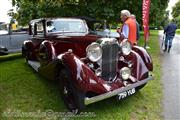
84, 76, 154, 105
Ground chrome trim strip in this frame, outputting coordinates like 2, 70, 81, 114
84, 76, 153, 105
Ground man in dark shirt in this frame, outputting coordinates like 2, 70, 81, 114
131, 14, 140, 42
163, 22, 177, 53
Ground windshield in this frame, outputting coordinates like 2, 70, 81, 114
46, 19, 87, 33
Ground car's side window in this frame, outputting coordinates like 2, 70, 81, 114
30, 21, 44, 38
36, 22, 44, 37
46, 21, 56, 33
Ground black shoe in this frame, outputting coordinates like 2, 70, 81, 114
167, 46, 171, 53
163, 45, 167, 52
168, 48, 171, 53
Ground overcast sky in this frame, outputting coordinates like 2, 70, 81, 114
0, 0, 14, 23
0, 0, 179, 23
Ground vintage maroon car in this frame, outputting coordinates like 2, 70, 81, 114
22, 17, 153, 112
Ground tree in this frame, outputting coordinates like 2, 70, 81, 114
11, 0, 169, 27
172, 1, 180, 28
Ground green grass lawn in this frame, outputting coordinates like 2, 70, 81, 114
176, 29, 180, 35
0, 53, 22, 62
0, 30, 162, 120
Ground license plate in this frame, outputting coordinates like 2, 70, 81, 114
117, 88, 136, 100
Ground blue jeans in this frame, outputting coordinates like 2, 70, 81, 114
165, 35, 174, 48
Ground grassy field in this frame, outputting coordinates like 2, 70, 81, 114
0, 53, 22, 62
176, 29, 180, 35
0, 30, 162, 120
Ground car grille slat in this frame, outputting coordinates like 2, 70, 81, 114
101, 43, 119, 81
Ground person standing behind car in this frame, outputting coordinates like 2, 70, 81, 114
131, 14, 140, 43
163, 21, 177, 53
118, 10, 137, 45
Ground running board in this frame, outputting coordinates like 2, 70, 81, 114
84, 76, 154, 105
28, 60, 40, 72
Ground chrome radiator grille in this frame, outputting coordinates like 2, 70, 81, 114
101, 42, 119, 81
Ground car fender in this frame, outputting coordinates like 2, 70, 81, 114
119, 51, 150, 81
57, 51, 110, 94
22, 40, 34, 52
130, 51, 150, 80
22, 40, 36, 60
132, 46, 153, 71
39, 40, 57, 62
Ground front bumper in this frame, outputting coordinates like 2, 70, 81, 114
84, 75, 154, 105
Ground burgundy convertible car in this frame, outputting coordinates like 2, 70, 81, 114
22, 17, 153, 112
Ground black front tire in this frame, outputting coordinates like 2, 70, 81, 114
59, 69, 85, 113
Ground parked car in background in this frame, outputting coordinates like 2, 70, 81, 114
0, 23, 8, 55
0, 22, 8, 35
22, 17, 153, 112
0, 30, 8, 35
0, 45, 8, 55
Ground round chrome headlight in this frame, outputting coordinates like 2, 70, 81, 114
86, 43, 102, 62
120, 67, 131, 80
120, 39, 132, 55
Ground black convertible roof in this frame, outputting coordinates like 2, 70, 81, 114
29, 16, 103, 24
74, 16, 102, 23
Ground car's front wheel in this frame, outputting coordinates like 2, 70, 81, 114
59, 69, 85, 113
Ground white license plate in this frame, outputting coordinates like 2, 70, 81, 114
117, 88, 136, 100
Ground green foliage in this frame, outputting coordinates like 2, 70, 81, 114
176, 29, 180, 35
172, 1, 180, 18
172, 1, 180, 28
149, 0, 169, 27
11, 0, 168, 27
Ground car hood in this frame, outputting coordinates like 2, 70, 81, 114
46, 32, 101, 43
